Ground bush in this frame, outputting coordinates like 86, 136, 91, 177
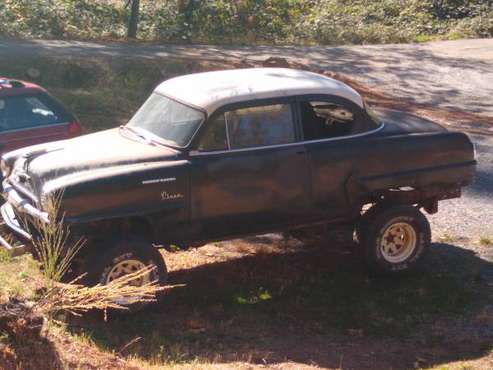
0, 0, 492, 44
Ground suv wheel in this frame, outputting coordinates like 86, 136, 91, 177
359, 205, 431, 274
85, 238, 168, 309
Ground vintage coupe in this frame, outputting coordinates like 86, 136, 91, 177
0, 68, 476, 290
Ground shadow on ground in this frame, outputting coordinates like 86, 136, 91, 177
70, 238, 493, 369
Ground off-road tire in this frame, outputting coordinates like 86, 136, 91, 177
84, 238, 168, 310
359, 205, 431, 275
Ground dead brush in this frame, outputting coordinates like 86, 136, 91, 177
35, 266, 166, 317
19, 192, 165, 317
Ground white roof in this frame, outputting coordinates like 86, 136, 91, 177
155, 68, 363, 115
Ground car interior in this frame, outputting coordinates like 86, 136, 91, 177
300, 101, 355, 140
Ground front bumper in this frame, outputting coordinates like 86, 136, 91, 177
2, 179, 49, 223
0, 202, 30, 256
0, 179, 45, 256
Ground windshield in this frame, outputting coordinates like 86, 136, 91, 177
127, 93, 205, 147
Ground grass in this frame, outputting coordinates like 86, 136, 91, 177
0, 254, 43, 303
440, 233, 458, 243
479, 236, 492, 246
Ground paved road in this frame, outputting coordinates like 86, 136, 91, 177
1, 38, 493, 116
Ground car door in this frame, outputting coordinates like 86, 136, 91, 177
298, 95, 375, 220
0, 92, 74, 153
189, 100, 312, 240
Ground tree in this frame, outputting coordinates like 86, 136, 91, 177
127, 0, 140, 39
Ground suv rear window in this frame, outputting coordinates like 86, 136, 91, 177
0, 92, 72, 131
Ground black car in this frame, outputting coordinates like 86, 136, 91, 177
0, 68, 476, 294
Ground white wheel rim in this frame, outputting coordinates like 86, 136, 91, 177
380, 222, 417, 263
105, 259, 152, 306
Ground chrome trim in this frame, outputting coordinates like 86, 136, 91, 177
8, 179, 38, 203
190, 123, 385, 156
1, 204, 31, 240
0, 230, 27, 256
224, 114, 231, 150
2, 180, 49, 223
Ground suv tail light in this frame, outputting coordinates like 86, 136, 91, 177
67, 121, 83, 137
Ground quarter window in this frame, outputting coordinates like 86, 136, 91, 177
300, 101, 355, 141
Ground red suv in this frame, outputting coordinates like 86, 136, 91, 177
0, 78, 82, 153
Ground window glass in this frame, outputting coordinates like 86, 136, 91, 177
300, 101, 355, 141
226, 104, 295, 149
0, 93, 69, 131
198, 114, 228, 152
127, 93, 205, 147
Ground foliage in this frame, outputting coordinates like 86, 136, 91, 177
0, 0, 491, 45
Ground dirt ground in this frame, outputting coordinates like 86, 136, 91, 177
56, 232, 492, 370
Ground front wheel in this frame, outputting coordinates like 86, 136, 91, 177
84, 238, 168, 310
359, 205, 431, 275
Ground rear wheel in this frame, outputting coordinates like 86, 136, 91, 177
359, 205, 431, 274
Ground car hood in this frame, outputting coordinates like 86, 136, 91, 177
15, 128, 180, 193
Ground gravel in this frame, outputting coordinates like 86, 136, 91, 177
428, 134, 493, 240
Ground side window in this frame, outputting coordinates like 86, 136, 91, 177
226, 104, 295, 149
198, 114, 228, 152
300, 101, 356, 141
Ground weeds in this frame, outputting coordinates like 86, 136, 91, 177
22, 192, 85, 284
479, 236, 492, 246
439, 233, 457, 243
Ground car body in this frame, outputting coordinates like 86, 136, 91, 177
0, 78, 82, 154
0, 68, 476, 290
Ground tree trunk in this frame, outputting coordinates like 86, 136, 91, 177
127, 0, 140, 39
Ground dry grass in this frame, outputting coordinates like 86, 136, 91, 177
480, 236, 493, 246
35, 265, 166, 317
21, 192, 85, 284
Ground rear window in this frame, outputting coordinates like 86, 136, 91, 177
0, 92, 73, 131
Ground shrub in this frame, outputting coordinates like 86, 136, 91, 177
0, 0, 491, 44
